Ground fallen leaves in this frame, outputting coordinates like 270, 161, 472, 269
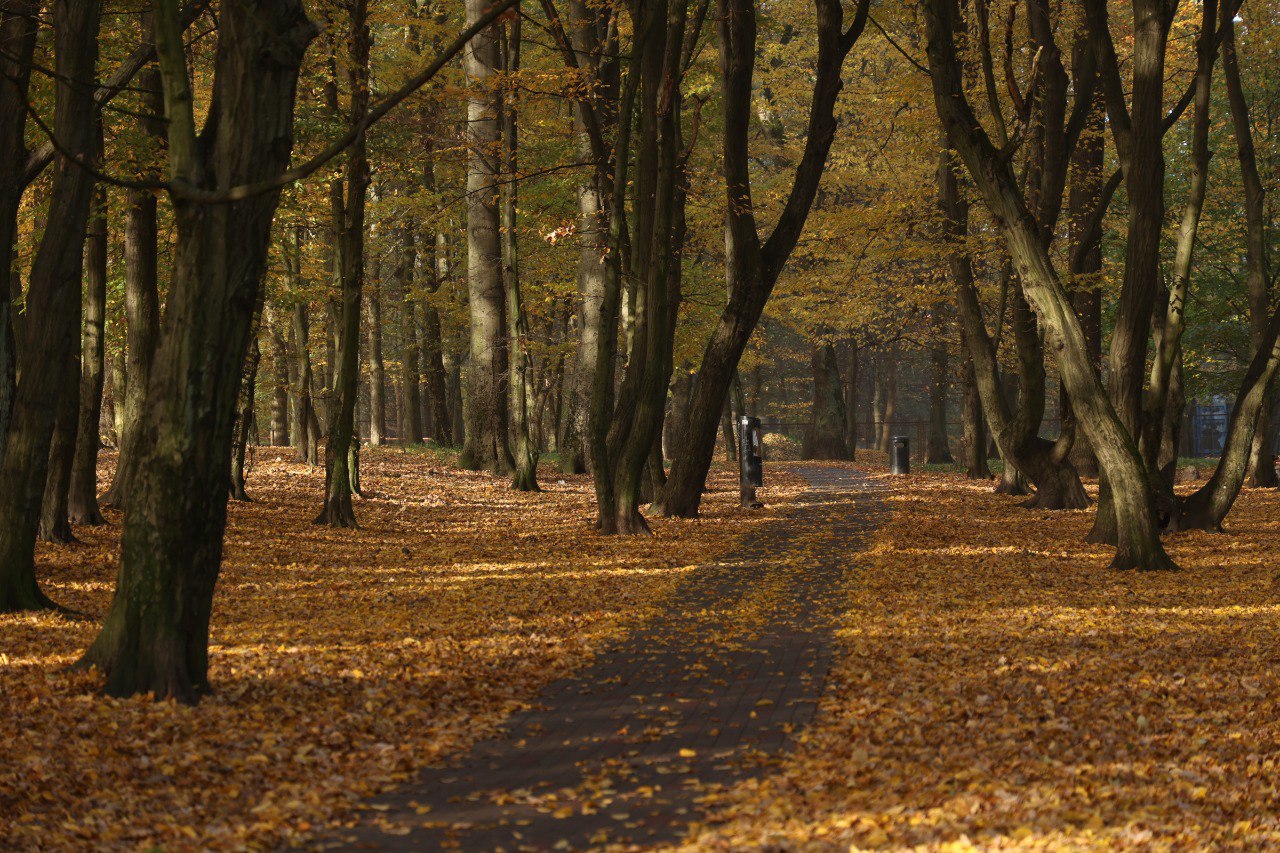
687, 464, 1280, 849
0, 448, 804, 849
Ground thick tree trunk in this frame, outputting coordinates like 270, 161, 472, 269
68, 180, 108, 526
804, 340, 848, 459
78, 0, 316, 700
459, 0, 514, 475
0, 0, 39, 467
0, 0, 102, 611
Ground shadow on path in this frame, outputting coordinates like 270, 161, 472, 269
324, 467, 884, 850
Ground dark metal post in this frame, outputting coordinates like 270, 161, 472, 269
890, 435, 910, 475
738, 415, 763, 507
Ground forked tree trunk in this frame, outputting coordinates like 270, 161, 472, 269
661, 0, 868, 518
78, 0, 316, 700
925, 0, 1172, 569
0, 0, 102, 611
68, 179, 108, 526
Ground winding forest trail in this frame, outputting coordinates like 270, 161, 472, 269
328, 467, 884, 850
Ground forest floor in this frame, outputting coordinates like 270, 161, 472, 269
687, 460, 1280, 849
4, 451, 1280, 849
0, 448, 807, 849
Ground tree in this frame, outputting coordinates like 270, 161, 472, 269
78, 0, 318, 699
0, 0, 103, 611
661, 0, 869, 518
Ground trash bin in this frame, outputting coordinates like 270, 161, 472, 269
738, 415, 763, 507
891, 435, 910, 475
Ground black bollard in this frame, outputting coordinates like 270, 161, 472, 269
738, 415, 764, 507
890, 435, 910, 475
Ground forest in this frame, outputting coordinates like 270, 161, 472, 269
3, 0, 1280, 846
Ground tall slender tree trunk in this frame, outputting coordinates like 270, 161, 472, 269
0, 0, 102, 612
316, 0, 371, 527
502, 8, 539, 491
68, 179, 108, 526
267, 309, 290, 445
230, 311, 262, 502
102, 60, 163, 510
366, 258, 386, 446
460, 0, 514, 474
843, 338, 858, 459
291, 300, 320, 465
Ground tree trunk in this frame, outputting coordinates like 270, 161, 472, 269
229, 320, 261, 502
661, 0, 868, 518
39, 351, 79, 544
502, 11, 539, 491
394, 229, 423, 444
68, 179, 108, 526
459, 0, 514, 475
960, 344, 991, 479
0, 0, 39, 469
1223, 13, 1279, 489
366, 258, 386, 447
843, 338, 858, 460
0, 0, 102, 612
316, 0, 370, 528
268, 309, 290, 445
878, 348, 897, 453
926, 326, 953, 464
804, 340, 847, 459
77, 0, 316, 700
102, 61, 164, 510
291, 300, 321, 465
925, 0, 1172, 569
